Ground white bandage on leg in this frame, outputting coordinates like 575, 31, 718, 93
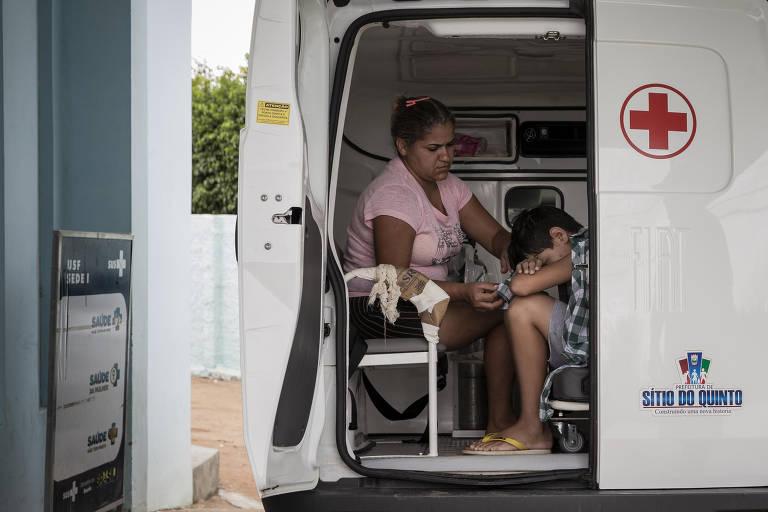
409, 280, 448, 315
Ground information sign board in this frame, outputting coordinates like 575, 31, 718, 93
45, 231, 132, 512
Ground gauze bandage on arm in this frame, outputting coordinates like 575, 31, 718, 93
344, 265, 450, 344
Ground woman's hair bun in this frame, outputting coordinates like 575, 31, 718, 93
391, 95, 454, 148
393, 95, 408, 112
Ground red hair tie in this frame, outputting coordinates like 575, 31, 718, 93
405, 96, 430, 108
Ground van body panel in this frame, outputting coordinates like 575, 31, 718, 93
299, 0, 332, 212
317, 333, 366, 483
240, 0, 768, 502
239, 0, 330, 497
263, 480, 768, 512
596, 43, 731, 192
326, 1, 574, 71
270, 197, 323, 448
595, 0, 768, 489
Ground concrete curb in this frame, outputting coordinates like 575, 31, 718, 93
192, 445, 220, 503
218, 489, 264, 510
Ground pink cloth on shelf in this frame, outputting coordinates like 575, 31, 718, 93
343, 158, 473, 297
453, 133, 488, 157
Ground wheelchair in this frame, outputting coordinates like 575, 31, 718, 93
547, 366, 590, 453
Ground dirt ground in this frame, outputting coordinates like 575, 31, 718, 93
189, 376, 261, 510
178, 494, 246, 511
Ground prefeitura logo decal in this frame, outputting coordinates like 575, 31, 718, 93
640, 352, 743, 416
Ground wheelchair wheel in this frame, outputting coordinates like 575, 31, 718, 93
558, 427, 584, 453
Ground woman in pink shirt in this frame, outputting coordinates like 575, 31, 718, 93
344, 96, 516, 440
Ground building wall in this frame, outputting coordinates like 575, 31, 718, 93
0, 0, 192, 509
131, 0, 193, 509
37, 0, 133, 407
0, 0, 44, 509
48, 0, 132, 233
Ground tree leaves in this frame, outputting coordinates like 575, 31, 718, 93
192, 60, 246, 214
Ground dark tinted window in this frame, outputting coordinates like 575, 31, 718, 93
519, 121, 586, 157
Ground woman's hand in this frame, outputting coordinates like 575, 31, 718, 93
463, 282, 504, 311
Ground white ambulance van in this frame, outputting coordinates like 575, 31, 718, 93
237, 0, 768, 510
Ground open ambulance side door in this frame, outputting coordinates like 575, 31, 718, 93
238, 0, 329, 498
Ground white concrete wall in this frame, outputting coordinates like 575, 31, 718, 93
131, 0, 194, 509
0, 0, 45, 509
190, 214, 240, 378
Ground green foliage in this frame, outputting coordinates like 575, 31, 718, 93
192, 61, 246, 214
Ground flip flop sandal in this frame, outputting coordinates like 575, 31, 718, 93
464, 432, 499, 451
462, 435, 551, 456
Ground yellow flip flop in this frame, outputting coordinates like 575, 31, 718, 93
464, 432, 499, 451
462, 435, 551, 456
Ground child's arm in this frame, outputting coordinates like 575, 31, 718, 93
508, 255, 572, 297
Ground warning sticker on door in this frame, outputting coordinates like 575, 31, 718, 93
257, 101, 290, 126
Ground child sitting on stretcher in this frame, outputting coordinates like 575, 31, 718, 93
464, 206, 586, 455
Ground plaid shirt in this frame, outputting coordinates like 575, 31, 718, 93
540, 228, 590, 421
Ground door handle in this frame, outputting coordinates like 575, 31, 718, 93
272, 207, 302, 225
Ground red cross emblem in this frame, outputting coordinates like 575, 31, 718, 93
620, 83, 696, 159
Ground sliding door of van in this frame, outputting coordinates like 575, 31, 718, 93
238, 0, 329, 498
594, 0, 768, 489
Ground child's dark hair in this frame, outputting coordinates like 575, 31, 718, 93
391, 96, 455, 148
508, 206, 583, 264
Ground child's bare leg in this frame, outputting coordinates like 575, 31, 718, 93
483, 324, 516, 433
478, 294, 555, 453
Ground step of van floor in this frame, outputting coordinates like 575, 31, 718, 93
264, 482, 768, 512
359, 435, 587, 472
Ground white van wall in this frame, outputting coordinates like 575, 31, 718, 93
594, 0, 768, 490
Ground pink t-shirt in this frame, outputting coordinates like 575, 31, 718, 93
343, 158, 473, 296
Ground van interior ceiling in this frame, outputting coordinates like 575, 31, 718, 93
331, 17, 589, 475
